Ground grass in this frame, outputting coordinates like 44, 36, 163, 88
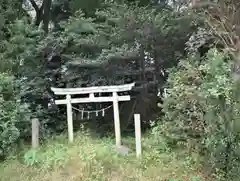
0, 132, 213, 181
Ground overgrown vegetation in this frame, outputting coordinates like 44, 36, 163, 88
0, 73, 30, 157
1, 0, 240, 180
0, 133, 209, 181
156, 49, 240, 180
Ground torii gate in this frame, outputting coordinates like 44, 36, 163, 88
51, 82, 135, 147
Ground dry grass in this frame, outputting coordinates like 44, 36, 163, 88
0, 133, 212, 181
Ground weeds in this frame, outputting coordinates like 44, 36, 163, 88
0, 132, 211, 181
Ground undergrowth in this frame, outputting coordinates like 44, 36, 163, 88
157, 49, 240, 180
0, 132, 212, 181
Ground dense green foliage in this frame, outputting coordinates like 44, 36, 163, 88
0, 1, 195, 141
1, 0, 240, 180
0, 0, 196, 156
0, 73, 30, 157
156, 49, 240, 180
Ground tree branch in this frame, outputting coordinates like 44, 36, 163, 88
29, 0, 40, 12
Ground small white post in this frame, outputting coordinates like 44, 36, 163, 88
66, 94, 74, 142
113, 92, 121, 146
32, 118, 39, 149
134, 114, 142, 157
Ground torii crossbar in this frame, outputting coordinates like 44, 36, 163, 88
51, 82, 135, 146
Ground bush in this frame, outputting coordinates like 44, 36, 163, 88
155, 48, 240, 180
0, 20, 67, 141
0, 73, 30, 157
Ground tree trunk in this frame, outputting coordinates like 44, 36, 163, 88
35, 5, 43, 26
28, 0, 44, 27
43, 0, 52, 34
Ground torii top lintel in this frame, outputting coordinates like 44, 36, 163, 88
51, 82, 135, 95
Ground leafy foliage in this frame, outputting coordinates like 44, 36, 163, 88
0, 19, 44, 72
3, 5, 238, 181
0, 0, 201, 159
0, 73, 30, 157
0, 19, 66, 146
193, 0, 240, 77
156, 48, 240, 180
52, 2, 196, 86
185, 27, 213, 55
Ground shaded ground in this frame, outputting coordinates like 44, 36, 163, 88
0, 133, 213, 181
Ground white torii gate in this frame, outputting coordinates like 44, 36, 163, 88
51, 82, 135, 147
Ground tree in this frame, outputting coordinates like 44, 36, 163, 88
44, 1, 196, 127
27, 0, 52, 33
192, 0, 240, 77
0, 0, 199, 157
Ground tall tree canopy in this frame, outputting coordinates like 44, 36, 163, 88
0, 0, 203, 159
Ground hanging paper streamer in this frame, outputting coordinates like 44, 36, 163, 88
81, 109, 84, 119
72, 105, 112, 119
102, 109, 105, 117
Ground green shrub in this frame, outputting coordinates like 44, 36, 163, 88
0, 20, 67, 140
155, 48, 240, 180
0, 73, 30, 157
